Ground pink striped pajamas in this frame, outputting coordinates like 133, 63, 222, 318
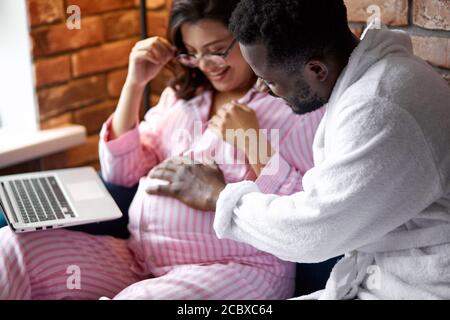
0, 86, 325, 300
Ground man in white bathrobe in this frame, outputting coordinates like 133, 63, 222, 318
147, 0, 450, 299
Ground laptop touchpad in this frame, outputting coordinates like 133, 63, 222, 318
67, 181, 106, 201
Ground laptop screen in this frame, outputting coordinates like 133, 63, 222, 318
0, 197, 6, 219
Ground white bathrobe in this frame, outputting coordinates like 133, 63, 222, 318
213, 24, 450, 299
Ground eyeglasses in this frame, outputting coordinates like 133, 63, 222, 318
176, 39, 237, 68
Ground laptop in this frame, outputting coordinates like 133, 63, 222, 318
0, 167, 122, 233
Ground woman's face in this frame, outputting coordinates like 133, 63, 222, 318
180, 19, 255, 92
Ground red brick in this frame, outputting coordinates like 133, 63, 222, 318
147, 0, 166, 10
73, 101, 117, 135
66, 0, 135, 15
71, 39, 137, 77
413, 0, 450, 31
65, 135, 100, 167
107, 68, 129, 97
349, 26, 363, 38
34, 55, 71, 87
40, 135, 100, 169
104, 10, 140, 41
31, 17, 104, 56
411, 35, 450, 69
150, 94, 161, 107
134, 0, 166, 10
28, 0, 64, 27
134, 0, 172, 10
40, 112, 74, 129
147, 10, 169, 37
344, 0, 408, 26
38, 75, 107, 119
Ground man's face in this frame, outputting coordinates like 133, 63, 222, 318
240, 42, 326, 115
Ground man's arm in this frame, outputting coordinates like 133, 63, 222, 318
213, 101, 442, 263
145, 101, 442, 264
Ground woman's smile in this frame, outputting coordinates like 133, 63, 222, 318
206, 66, 230, 82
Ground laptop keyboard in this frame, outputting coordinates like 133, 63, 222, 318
8, 176, 75, 224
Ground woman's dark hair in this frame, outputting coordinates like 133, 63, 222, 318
167, 0, 241, 100
229, 0, 355, 69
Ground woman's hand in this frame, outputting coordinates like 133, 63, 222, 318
208, 102, 274, 176
208, 101, 260, 152
126, 36, 177, 88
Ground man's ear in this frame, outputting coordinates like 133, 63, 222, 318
304, 60, 329, 82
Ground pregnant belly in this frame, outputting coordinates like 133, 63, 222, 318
130, 178, 216, 233
127, 178, 260, 268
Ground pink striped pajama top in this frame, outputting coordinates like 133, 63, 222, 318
98, 85, 325, 298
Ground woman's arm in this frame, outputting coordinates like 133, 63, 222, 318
99, 37, 177, 187
111, 36, 176, 139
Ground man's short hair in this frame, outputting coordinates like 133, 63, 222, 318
229, 0, 353, 67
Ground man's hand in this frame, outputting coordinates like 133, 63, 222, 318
146, 157, 226, 211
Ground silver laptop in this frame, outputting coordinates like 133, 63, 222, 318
0, 167, 122, 233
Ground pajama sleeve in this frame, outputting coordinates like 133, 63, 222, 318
99, 87, 177, 187
213, 98, 443, 263
254, 153, 303, 195
255, 108, 324, 196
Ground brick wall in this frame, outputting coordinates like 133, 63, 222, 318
1, 0, 172, 175
345, 0, 450, 84
1, 0, 448, 174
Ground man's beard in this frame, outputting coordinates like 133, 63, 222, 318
286, 80, 327, 115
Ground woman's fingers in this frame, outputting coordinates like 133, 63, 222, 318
131, 45, 162, 64
217, 104, 237, 118
133, 37, 176, 63
132, 50, 159, 65
155, 37, 177, 52
134, 37, 175, 52
151, 41, 175, 60
230, 101, 253, 112
142, 46, 171, 64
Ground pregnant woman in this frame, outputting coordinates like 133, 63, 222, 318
0, 0, 324, 299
